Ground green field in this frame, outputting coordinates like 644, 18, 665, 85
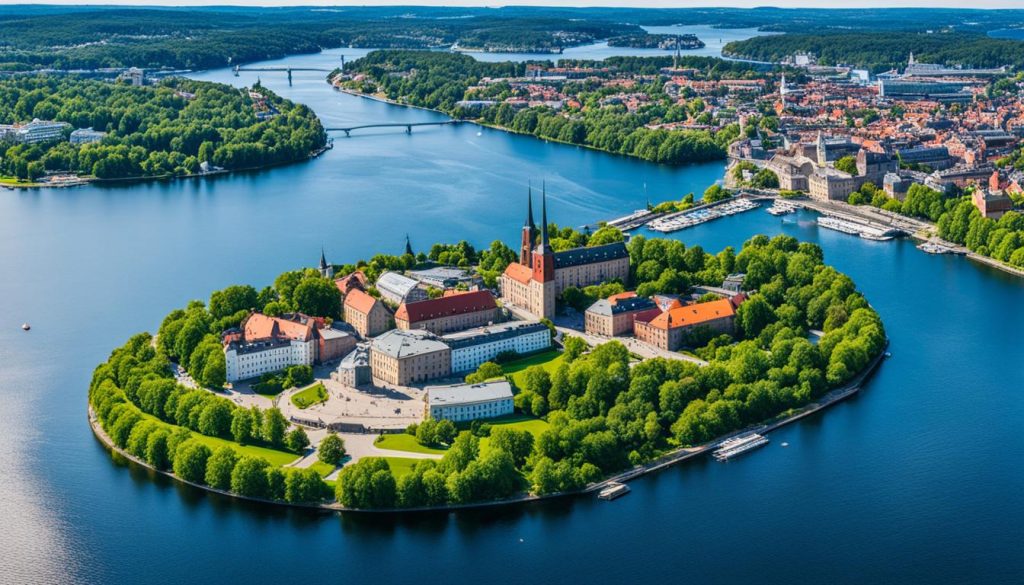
477, 414, 551, 454
189, 433, 301, 467
375, 433, 448, 455
307, 461, 336, 478
501, 349, 565, 389
290, 383, 327, 409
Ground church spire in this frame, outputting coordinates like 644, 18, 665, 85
525, 185, 535, 232
539, 181, 551, 251
404, 234, 414, 257
319, 246, 328, 270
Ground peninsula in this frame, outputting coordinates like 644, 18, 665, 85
89, 198, 887, 511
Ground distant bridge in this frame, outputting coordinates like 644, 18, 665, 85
324, 121, 462, 136
233, 66, 331, 73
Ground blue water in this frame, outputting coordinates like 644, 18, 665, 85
0, 49, 1021, 585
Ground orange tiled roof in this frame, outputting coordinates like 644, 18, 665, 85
646, 298, 735, 331
607, 291, 637, 304
344, 288, 380, 315
244, 313, 315, 342
503, 262, 533, 285
335, 271, 367, 294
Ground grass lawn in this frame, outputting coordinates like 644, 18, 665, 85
290, 383, 327, 409
190, 434, 301, 467
476, 414, 551, 455
375, 433, 447, 455
382, 457, 423, 478
307, 461, 336, 477
502, 349, 565, 390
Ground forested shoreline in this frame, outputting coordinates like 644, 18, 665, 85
0, 76, 326, 181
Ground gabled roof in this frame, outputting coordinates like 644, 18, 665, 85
395, 290, 496, 323
645, 298, 735, 331
502, 262, 533, 285
335, 271, 367, 294
344, 288, 383, 315
243, 313, 316, 342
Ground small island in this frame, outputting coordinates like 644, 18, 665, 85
607, 33, 705, 50
0, 76, 326, 187
89, 198, 887, 511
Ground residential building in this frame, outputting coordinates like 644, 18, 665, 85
500, 188, 630, 319
1, 119, 69, 144
584, 295, 661, 337
444, 321, 551, 373
318, 324, 357, 363
376, 271, 429, 305
343, 288, 392, 338
426, 380, 514, 423
633, 298, 737, 351
394, 290, 499, 335
369, 329, 451, 386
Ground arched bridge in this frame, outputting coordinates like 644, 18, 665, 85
324, 121, 462, 136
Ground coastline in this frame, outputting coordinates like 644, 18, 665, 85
89, 342, 887, 514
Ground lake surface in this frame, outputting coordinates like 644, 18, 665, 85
0, 48, 1022, 585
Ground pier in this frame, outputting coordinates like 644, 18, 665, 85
647, 196, 760, 233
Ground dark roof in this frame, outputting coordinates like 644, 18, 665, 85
443, 321, 549, 350
553, 242, 628, 269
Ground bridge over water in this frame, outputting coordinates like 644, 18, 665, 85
324, 121, 463, 136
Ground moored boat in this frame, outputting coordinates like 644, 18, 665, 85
597, 482, 630, 500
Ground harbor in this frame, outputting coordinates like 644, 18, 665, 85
766, 199, 797, 216
712, 433, 770, 461
604, 208, 664, 232
647, 197, 760, 233
816, 215, 904, 241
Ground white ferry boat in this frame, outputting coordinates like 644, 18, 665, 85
597, 482, 630, 500
713, 433, 769, 461
766, 200, 797, 216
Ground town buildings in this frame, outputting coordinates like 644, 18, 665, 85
376, 271, 429, 305
69, 128, 106, 145
394, 290, 499, 335
0, 119, 69, 144
335, 343, 371, 387
973, 189, 1014, 219
369, 329, 452, 386
633, 298, 737, 351
500, 188, 630, 319
223, 313, 319, 382
584, 294, 661, 337
444, 321, 551, 374
343, 288, 392, 338
425, 380, 514, 423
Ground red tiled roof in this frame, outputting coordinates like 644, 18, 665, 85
646, 298, 735, 331
502, 262, 533, 285
395, 290, 496, 323
344, 288, 380, 315
607, 291, 637, 304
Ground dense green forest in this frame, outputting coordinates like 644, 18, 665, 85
339, 51, 756, 165
0, 76, 325, 180
89, 232, 886, 509
723, 32, 1024, 72
0, 8, 638, 71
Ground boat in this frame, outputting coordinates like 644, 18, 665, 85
597, 482, 630, 500
647, 198, 759, 233
713, 433, 769, 461
21, 323, 30, 331
766, 200, 797, 216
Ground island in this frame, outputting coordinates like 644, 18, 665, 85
607, 33, 705, 50
0, 76, 326, 186
88, 201, 887, 511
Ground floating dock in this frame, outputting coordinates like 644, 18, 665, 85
597, 482, 630, 500
917, 241, 966, 255
712, 433, 769, 461
648, 198, 759, 233
606, 209, 664, 232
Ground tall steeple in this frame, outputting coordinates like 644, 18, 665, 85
539, 181, 551, 252
520, 186, 535, 265
673, 36, 680, 69
531, 181, 555, 285
318, 246, 333, 278
319, 246, 328, 270
404, 234, 414, 257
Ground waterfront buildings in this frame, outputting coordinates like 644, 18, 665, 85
500, 188, 630, 320
223, 313, 318, 382
0, 119, 69, 144
425, 380, 514, 423
394, 290, 498, 335
343, 288, 392, 338
972, 189, 1014, 219
633, 298, 737, 351
444, 321, 551, 373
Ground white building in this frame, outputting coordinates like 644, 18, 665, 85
70, 127, 107, 145
1, 119, 69, 144
224, 338, 316, 382
376, 271, 429, 305
443, 321, 551, 374
426, 380, 514, 423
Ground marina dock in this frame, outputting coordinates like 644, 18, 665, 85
816, 215, 904, 241
605, 208, 664, 232
647, 197, 760, 233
